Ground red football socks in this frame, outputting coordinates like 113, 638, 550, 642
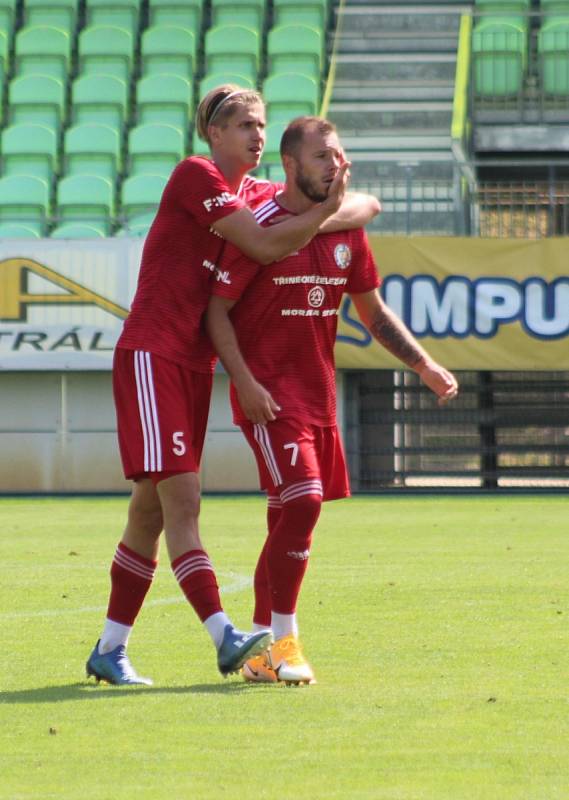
172, 549, 223, 622
107, 541, 157, 626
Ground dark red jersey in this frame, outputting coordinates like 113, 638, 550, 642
118, 157, 278, 372
212, 195, 381, 426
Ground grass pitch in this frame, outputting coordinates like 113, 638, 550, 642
0, 495, 568, 800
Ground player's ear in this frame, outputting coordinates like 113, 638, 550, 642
281, 153, 295, 174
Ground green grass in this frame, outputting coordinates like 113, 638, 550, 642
1, 495, 568, 799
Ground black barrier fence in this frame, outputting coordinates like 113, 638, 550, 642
344, 369, 569, 491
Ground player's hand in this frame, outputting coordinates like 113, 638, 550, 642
418, 360, 459, 406
323, 161, 351, 215
236, 377, 281, 424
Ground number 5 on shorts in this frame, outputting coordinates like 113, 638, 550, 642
283, 441, 299, 466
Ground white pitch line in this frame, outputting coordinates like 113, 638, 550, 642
0, 572, 252, 621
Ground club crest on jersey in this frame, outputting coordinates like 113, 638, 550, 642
334, 244, 351, 270
308, 286, 325, 308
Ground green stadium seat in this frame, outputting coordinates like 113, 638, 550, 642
56, 174, 114, 234
1, 123, 58, 184
538, 20, 569, 96
120, 173, 167, 232
23, 0, 78, 35
9, 74, 66, 133
0, 175, 49, 234
0, 29, 8, 88
72, 74, 128, 132
260, 162, 286, 183
0, 0, 17, 36
191, 128, 210, 156
141, 25, 196, 78
262, 120, 286, 164
267, 24, 323, 81
211, 0, 265, 30
272, 0, 328, 30
15, 25, 71, 82
78, 25, 134, 83
0, 222, 42, 238
205, 24, 260, 84
199, 72, 255, 99
136, 73, 192, 132
472, 20, 526, 97
85, 0, 141, 37
64, 123, 121, 181
264, 72, 319, 124
148, 0, 203, 32
128, 123, 184, 176
50, 221, 107, 238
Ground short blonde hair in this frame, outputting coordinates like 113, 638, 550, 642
195, 84, 264, 144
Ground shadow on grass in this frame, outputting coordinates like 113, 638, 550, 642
0, 680, 268, 704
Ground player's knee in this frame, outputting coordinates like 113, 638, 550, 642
128, 498, 163, 538
282, 493, 322, 531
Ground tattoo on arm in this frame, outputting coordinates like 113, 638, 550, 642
369, 308, 424, 369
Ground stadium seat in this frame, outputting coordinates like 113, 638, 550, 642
128, 123, 184, 176
0, 29, 8, 88
1, 123, 58, 184
472, 20, 526, 97
0, 0, 17, 36
85, 0, 141, 37
148, 0, 203, 32
50, 222, 107, 238
0, 222, 42, 238
14, 25, 71, 82
141, 25, 196, 78
264, 72, 319, 124
8, 74, 66, 133
56, 174, 114, 234
199, 72, 255, 99
78, 25, 134, 83
272, 0, 328, 30
267, 24, 323, 81
64, 123, 121, 181
71, 74, 128, 132
22, 0, 78, 34
0, 175, 49, 235
538, 20, 569, 97
136, 73, 193, 132
211, 0, 265, 30
262, 120, 287, 164
120, 173, 167, 232
205, 24, 260, 84
473, 0, 530, 12
191, 128, 210, 156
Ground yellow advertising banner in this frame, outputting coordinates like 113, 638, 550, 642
335, 236, 569, 370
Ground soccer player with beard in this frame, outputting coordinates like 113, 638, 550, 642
206, 117, 458, 685
86, 87, 380, 686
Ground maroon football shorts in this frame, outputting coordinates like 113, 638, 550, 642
113, 348, 213, 480
240, 418, 351, 502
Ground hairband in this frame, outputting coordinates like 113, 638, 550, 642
206, 90, 246, 127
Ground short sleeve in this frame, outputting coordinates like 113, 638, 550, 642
211, 241, 260, 300
345, 229, 382, 294
169, 157, 245, 227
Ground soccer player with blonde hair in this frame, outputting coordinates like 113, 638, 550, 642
86, 87, 380, 686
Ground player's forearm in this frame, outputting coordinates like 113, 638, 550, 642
206, 301, 255, 389
319, 193, 381, 233
367, 303, 430, 371
252, 203, 333, 263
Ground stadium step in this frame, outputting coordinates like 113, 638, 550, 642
328, 100, 453, 131
340, 132, 453, 151
330, 1, 464, 231
333, 82, 455, 102
334, 53, 457, 83
340, 6, 465, 34
348, 152, 456, 182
